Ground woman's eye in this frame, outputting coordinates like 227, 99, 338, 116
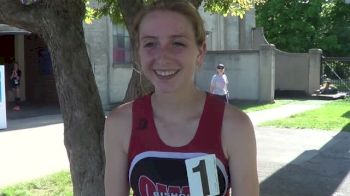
143, 42, 156, 48
173, 42, 185, 47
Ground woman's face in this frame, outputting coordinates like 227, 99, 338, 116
217, 67, 224, 75
138, 10, 206, 94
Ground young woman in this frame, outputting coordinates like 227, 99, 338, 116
210, 63, 229, 103
104, 1, 259, 195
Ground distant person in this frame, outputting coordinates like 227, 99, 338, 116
9, 62, 21, 111
320, 79, 338, 95
210, 63, 229, 102
321, 74, 327, 84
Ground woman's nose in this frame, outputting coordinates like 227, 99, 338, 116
155, 43, 172, 60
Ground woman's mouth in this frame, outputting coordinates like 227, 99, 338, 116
154, 70, 179, 79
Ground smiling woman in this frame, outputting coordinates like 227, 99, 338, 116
136, 9, 205, 94
104, 1, 259, 196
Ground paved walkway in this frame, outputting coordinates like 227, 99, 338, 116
1, 100, 349, 196
0, 115, 67, 188
257, 127, 350, 196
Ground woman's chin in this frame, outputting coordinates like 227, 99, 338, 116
154, 85, 179, 94
154, 88, 176, 94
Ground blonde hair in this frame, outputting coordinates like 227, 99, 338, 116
132, 0, 206, 51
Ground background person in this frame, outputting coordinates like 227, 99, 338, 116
320, 79, 338, 94
104, 1, 259, 196
210, 63, 229, 102
9, 62, 21, 111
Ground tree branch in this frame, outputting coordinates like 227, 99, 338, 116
118, 0, 143, 29
0, 0, 85, 35
0, 0, 46, 33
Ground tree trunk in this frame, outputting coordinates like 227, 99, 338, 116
41, 12, 105, 196
0, 1, 105, 195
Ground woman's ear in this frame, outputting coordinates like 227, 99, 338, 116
196, 42, 207, 67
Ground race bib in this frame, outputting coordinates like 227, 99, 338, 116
185, 154, 220, 196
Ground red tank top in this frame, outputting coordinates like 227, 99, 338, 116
128, 93, 230, 196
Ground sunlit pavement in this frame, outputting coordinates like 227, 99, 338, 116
0, 115, 68, 188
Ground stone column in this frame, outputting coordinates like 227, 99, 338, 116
239, 9, 256, 50
259, 44, 275, 103
308, 49, 322, 95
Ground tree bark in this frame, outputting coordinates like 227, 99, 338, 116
43, 18, 105, 196
118, 0, 154, 102
0, 1, 105, 195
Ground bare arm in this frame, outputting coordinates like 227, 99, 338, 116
104, 103, 133, 196
209, 76, 215, 93
209, 84, 214, 93
222, 105, 259, 196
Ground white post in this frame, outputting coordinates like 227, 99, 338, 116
0, 65, 7, 129
259, 44, 276, 103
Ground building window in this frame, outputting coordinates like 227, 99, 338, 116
113, 24, 132, 65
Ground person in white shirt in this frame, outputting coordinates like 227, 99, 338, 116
210, 63, 229, 102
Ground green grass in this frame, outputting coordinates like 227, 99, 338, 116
260, 99, 350, 131
0, 170, 136, 196
0, 171, 72, 196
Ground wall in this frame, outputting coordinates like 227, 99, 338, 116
108, 67, 132, 103
83, 16, 110, 108
196, 46, 275, 103
274, 49, 322, 94
199, 8, 255, 51
199, 7, 239, 50
275, 50, 309, 91
253, 27, 322, 95
196, 50, 260, 100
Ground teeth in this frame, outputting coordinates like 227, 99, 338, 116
155, 70, 177, 76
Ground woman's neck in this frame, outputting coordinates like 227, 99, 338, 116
151, 87, 206, 118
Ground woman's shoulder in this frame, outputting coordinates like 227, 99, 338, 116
223, 104, 251, 128
221, 104, 256, 157
105, 101, 133, 129
222, 104, 254, 141
104, 101, 134, 151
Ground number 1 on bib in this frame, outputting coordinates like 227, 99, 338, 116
185, 154, 220, 196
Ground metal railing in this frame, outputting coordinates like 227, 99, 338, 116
321, 56, 350, 92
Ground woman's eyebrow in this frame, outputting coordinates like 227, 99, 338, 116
171, 35, 188, 39
140, 35, 157, 40
140, 34, 189, 39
